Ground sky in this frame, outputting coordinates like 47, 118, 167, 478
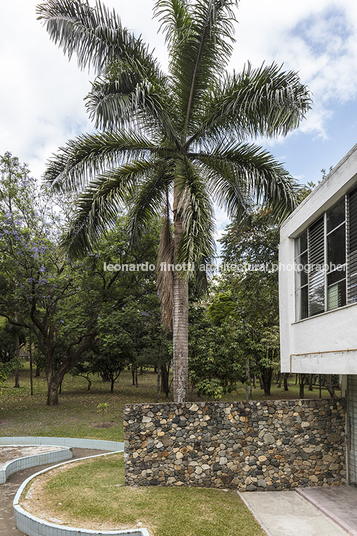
1, 0, 357, 242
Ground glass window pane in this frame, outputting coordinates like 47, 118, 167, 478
347, 278, 357, 304
296, 287, 308, 321
327, 198, 345, 233
328, 267, 346, 286
295, 230, 307, 258
327, 224, 346, 267
309, 269, 325, 316
300, 251, 308, 286
301, 286, 308, 319
309, 217, 324, 266
300, 231, 307, 253
295, 258, 308, 288
327, 280, 346, 311
328, 284, 338, 311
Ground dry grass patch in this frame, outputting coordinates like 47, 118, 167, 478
20, 453, 265, 536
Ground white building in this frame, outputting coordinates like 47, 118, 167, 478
279, 143, 357, 484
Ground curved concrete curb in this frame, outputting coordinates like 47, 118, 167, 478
10, 438, 150, 536
0, 446, 72, 484
0, 436, 124, 451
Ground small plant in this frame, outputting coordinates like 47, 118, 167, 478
97, 403, 109, 426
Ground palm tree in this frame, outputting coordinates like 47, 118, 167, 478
37, 0, 311, 402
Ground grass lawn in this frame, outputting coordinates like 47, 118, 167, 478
21, 452, 266, 536
0, 364, 338, 441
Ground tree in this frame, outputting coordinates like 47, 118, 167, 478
219, 209, 281, 395
37, 0, 311, 402
0, 153, 100, 404
188, 302, 245, 399
72, 216, 169, 394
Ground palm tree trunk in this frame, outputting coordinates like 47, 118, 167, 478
173, 186, 189, 403
173, 270, 188, 402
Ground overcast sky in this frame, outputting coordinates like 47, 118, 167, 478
1, 0, 357, 239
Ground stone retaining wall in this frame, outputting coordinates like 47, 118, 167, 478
124, 399, 346, 491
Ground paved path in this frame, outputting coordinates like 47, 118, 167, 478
0, 448, 107, 536
239, 490, 348, 536
297, 486, 357, 536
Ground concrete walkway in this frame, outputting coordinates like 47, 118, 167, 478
297, 486, 357, 536
239, 490, 349, 536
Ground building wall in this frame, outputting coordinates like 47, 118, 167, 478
279, 143, 357, 374
124, 400, 346, 491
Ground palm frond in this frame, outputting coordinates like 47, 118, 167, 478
60, 158, 159, 256
154, 0, 238, 134
127, 162, 174, 241
36, 0, 159, 76
43, 130, 163, 191
86, 74, 182, 149
85, 70, 143, 129
193, 141, 299, 220
175, 157, 216, 266
186, 62, 312, 147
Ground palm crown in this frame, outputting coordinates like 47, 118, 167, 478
37, 0, 311, 401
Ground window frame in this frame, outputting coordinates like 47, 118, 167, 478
294, 191, 350, 321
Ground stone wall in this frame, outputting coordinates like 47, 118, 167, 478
124, 399, 346, 491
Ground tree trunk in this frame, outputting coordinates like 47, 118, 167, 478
261, 367, 273, 396
13, 368, 20, 388
309, 374, 313, 391
260, 374, 265, 393
260, 367, 273, 396
299, 375, 305, 399
319, 374, 322, 399
161, 364, 170, 397
132, 364, 136, 386
29, 331, 33, 396
325, 374, 336, 398
13, 332, 20, 388
245, 357, 251, 401
156, 363, 161, 403
173, 192, 189, 403
47, 375, 61, 406
111, 378, 115, 393
284, 373, 289, 391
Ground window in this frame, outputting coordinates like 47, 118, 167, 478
295, 230, 308, 320
294, 187, 357, 321
348, 187, 357, 304
326, 198, 346, 311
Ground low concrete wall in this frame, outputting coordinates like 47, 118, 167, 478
14, 452, 149, 536
124, 399, 346, 491
0, 436, 124, 451
0, 447, 72, 484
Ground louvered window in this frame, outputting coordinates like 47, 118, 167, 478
308, 217, 325, 316
348, 187, 357, 304
295, 186, 356, 321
